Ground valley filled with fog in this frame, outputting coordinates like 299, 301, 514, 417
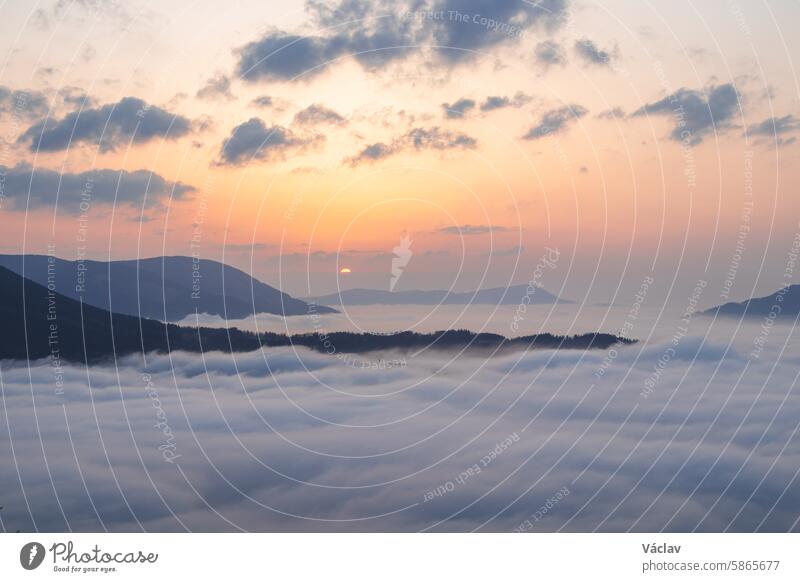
2, 304, 799, 532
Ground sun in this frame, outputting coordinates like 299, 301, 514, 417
339, 267, 352, 274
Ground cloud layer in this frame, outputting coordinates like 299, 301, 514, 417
1, 310, 799, 532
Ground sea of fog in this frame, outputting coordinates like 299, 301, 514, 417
2, 302, 800, 532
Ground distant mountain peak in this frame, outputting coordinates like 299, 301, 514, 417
704, 284, 800, 319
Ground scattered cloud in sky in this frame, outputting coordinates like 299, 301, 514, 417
534, 41, 567, 68
748, 114, 799, 146
348, 126, 476, 165
430, 0, 568, 63
633, 84, 739, 144
219, 117, 323, 165
0, 163, 194, 213
236, 33, 345, 82
479, 92, 531, 112
406, 126, 476, 150
250, 95, 274, 108
522, 104, 588, 140
0, 85, 49, 119
574, 38, 617, 67
196, 73, 233, 100
294, 103, 347, 126
480, 96, 510, 112
234, 0, 569, 82
596, 107, 625, 120
59, 86, 93, 108
347, 142, 394, 164
18, 96, 192, 152
442, 98, 476, 119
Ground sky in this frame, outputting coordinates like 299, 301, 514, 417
0, 0, 798, 302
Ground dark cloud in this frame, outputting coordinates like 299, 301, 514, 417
0, 85, 49, 119
196, 73, 233, 100
596, 107, 625, 120
522, 104, 588, 140
0, 163, 194, 213
574, 38, 617, 67
348, 142, 394, 165
234, 0, 569, 82
251, 95, 274, 108
294, 103, 347, 126
480, 92, 531, 112
18, 96, 192, 153
442, 97, 476, 119
481, 96, 510, 111
236, 33, 351, 82
439, 224, 511, 235
348, 126, 476, 165
219, 117, 322, 165
534, 41, 566, 67
430, 0, 568, 62
632, 84, 739, 144
749, 114, 799, 146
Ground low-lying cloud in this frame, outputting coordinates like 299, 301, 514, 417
1, 312, 798, 532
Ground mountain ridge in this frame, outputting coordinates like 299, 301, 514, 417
703, 284, 800, 319
0, 254, 336, 321
0, 265, 631, 364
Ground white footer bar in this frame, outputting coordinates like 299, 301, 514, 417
1, 533, 796, 581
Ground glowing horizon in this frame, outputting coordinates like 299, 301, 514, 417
0, 0, 797, 303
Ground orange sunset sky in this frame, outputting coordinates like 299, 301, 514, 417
0, 0, 798, 301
